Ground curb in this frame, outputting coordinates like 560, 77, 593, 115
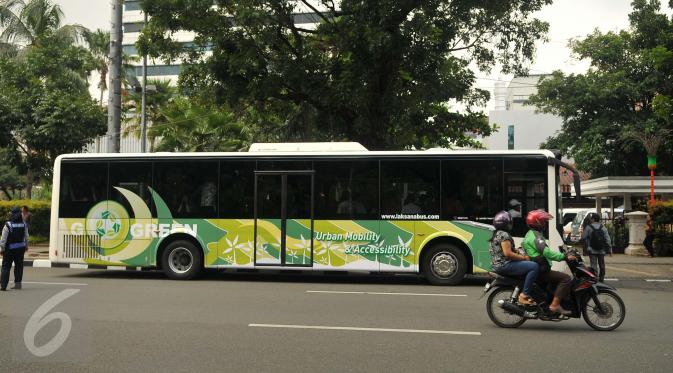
21, 260, 673, 282
24, 260, 150, 272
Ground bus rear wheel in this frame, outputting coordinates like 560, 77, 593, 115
421, 244, 467, 285
161, 240, 202, 280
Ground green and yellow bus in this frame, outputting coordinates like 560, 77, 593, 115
49, 143, 580, 284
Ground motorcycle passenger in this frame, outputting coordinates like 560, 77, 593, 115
523, 209, 576, 316
489, 211, 539, 306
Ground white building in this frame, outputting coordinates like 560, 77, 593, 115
85, 1, 325, 153
483, 75, 564, 151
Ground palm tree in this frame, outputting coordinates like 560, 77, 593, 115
84, 29, 109, 105
152, 98, 250, 152
622, 123, 673, 204
0, 0, 87, 47
0, 39, 16, 57
122, 78, 175, 151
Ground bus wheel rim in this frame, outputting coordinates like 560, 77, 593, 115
168, 247, 193, 274
431, 252, 457, 278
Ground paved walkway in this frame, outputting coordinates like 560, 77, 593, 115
603, 254, 673, 280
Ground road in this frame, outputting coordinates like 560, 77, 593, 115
1, 268, 672, 372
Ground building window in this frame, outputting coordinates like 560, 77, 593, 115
124, 1, 142, 11
507, 125, 514, 150
123, 22, 143, 33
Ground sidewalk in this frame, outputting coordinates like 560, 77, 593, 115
26, 244, 49, 259
602, 254, 673, 279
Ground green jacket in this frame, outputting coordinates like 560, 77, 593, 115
523, 229, 565, 266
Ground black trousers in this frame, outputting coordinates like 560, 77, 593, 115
538, 270, 571, 300
1, 248, 26, 289
589, 254, 606, 282
643, 233, 655, 257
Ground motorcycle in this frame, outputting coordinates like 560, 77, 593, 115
482, 246, 626, 331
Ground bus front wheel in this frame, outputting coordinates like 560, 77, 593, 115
161, 240, 202, 280
421, 244, 467, 285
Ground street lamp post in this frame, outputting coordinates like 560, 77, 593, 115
140, 10, 148, 153
648, 155, 656, 205
107, 0, 123, 153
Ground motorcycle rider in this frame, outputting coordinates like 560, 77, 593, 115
489, 211, 539, 305
523, 209, 576, 316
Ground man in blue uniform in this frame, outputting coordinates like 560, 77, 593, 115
0, 207, 29, 291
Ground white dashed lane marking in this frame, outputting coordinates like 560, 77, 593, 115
21, 281, 88, 286
306, 290, 467, 297
249, 324, 481, 336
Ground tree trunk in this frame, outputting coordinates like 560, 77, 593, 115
1, 187, 12, 200
26, 167, 33, 200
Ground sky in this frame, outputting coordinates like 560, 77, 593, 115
56, 0, 653, 109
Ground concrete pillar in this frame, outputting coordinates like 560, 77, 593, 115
596, 195, 602, 215
623, 193, 632, 211
610, 197, 615, 219
624, 211, 649, 256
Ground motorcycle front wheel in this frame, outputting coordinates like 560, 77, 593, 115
486, 287, 526, 328
582, 289, 626, 331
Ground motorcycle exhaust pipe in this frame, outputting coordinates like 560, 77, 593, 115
498, 299, 526, 316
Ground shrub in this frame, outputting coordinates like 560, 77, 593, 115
649, 200, 673, 256
0, 200, 51, 240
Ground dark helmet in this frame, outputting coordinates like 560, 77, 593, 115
8, 206, 22, 223
589, 212, 601, 223
526, 209, 553, 230
493, 211, 513, 231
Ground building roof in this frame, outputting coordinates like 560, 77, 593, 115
560, 166, 591, 186
578, 176, 673, 196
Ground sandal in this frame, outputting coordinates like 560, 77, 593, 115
549, 305, 572, 316
517, 294, 536, 306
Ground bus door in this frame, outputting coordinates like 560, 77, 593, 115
254, 171, 314, 266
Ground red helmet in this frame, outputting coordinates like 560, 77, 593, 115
526, 209, 553, 230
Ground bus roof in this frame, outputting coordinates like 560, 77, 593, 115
57, 148, 557, 161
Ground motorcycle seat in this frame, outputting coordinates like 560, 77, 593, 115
489, 272, 524, 286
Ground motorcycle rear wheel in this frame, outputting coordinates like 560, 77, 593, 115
582, 289, 626, 331
486, 287, 526, 328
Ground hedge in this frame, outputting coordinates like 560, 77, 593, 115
649, 200, 673, 256
0, 200, 50, 244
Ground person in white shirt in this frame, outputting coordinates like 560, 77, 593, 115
508, 199, 522, 218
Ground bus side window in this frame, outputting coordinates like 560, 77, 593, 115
314, 160, 379, 220
504, 158, 548, 237
154, 161, 218, 218
220, 161, 255, 219
380, 160, 440, 218
441, 159, 502, 223
58, 162, 108, 218
109, 162, 154, 217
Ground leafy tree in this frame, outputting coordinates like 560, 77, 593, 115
0, 0, 86, 47
529, 0, 673, 176
0, 147, 25, 200
0, 35, 106, 197
138, 0, 550, 150
152, 98, 250, 152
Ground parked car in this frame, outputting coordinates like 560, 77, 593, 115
565, 207, 624, 243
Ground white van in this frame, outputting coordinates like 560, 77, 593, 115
566, 208, 623, 242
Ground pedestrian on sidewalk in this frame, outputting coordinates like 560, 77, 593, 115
21, 205, 31, 227
643, 214, 655, 258
0, 207, 29, 291
582, 212, 612, 282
